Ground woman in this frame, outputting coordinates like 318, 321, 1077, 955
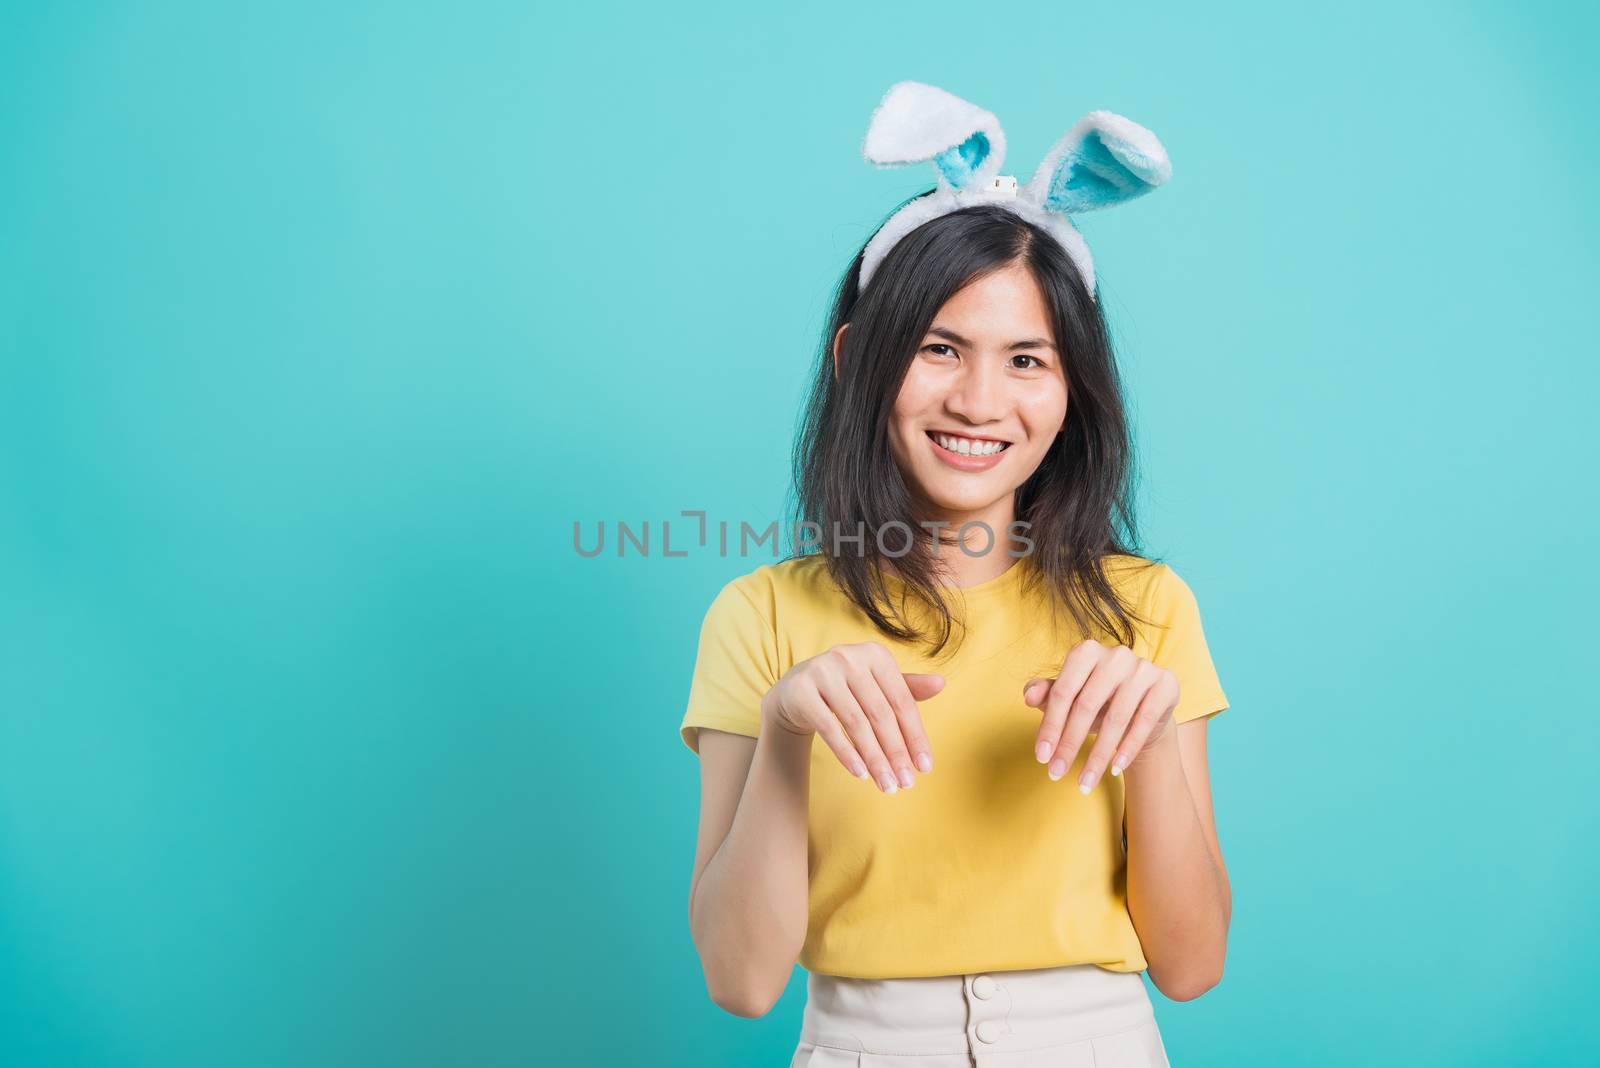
679, 84, 1231, 1067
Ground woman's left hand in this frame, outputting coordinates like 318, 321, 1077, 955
1023, 639, 1179, 793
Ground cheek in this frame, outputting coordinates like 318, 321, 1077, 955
892, 367, 941, 424
1021, 386, 1069, 438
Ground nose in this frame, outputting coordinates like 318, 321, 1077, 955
944, 358, 1007, 425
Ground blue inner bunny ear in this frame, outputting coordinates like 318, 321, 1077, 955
1043, 128, 1161, 213
933, 131, 991, 190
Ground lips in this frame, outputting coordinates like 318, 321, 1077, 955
925, 430, 1010, 471
926, 430, 1011, 456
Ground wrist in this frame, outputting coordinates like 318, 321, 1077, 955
1129, 716, 1179, 770
760, 692, 811, 741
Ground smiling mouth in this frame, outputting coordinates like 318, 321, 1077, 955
926, 430, 1011, 457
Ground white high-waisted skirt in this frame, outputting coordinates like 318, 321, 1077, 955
789, 963, 1171, 1067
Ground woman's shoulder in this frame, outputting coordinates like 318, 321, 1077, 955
1098, 551, 1165, 588
706, 554, 836, 610
1098, 552, 1203, 621
1097, 552, 1219, 625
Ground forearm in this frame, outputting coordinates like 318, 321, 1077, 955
1123, 727, 1230, 1000
689, 719, 812, 1015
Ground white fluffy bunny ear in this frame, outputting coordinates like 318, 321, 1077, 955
1025, 111, 1171, 215
862, 81, 1007, 192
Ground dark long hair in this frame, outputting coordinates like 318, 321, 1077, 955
783, 195, 1160, 659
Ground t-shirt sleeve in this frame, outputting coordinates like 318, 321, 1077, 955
679, 574, 781, 754
1144, 564, 1230, 724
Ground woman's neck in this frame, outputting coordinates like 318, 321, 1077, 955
897, 498, 1023, 590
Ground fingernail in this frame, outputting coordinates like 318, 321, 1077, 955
1111, 759, 1124, 777
854, 762, 870, 779
881, 777, 898, 794
1079, 773, 1096, 794
897, 768, 915, 790
1036, 740, 1053, 763
916, 752, 934, 773
1048, 760, 1066, 781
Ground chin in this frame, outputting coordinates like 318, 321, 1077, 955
922, 489, 1007, 516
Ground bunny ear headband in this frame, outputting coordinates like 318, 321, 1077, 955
858, 81, 1172, 300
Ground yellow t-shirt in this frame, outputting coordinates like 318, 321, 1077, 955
678, 552, 1229, 979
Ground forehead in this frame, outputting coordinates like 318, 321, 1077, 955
931, 264, 1052, 331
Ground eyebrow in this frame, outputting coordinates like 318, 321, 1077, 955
926, 326, 1057, 352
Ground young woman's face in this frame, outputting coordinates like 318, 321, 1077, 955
870, 262, 1068, 527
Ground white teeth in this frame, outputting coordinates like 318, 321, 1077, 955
933, 433, 1007, 457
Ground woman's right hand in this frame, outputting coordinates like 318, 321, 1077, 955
759, 642, 944, 794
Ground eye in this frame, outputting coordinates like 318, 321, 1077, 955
1011, 354, 1047, 369
924, 343, 957, 357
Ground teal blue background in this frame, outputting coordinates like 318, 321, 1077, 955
3, 2, 1597, 1064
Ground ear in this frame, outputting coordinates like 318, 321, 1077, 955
1025, 111, 1171, 215
832, 323, 849, 381
862, 81, 1006, 192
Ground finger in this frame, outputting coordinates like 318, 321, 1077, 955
1112, 671, 1180, 776
902, 672, 946, 701
801, 686, 870, 781
1023, 678, 1050, 708
1049, 646, 1136, 782
874, 662, 936, 775
816, 666, 898, 793
847, 665, 916, 790
1036, 640, 1102, 765
1078, 663, 1153, 793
